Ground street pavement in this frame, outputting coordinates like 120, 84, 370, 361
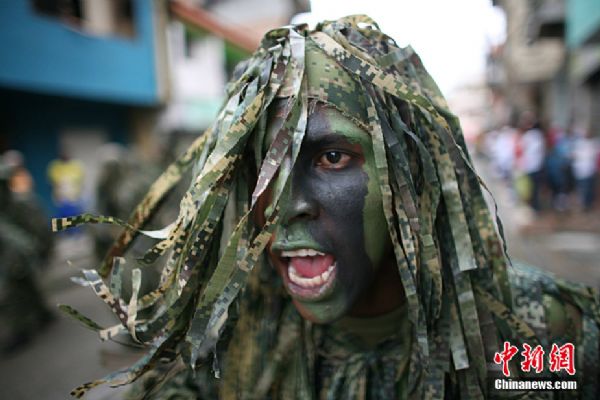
0, 235, 136, 400
0, 158, 599, 399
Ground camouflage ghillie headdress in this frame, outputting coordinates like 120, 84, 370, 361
54, 15, 600, 399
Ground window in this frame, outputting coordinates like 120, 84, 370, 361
31, 0, 135, 38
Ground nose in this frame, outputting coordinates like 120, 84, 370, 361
284, 182, 319, 224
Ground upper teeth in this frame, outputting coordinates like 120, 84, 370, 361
288, 264, 336, 288
281, 248, 325, 257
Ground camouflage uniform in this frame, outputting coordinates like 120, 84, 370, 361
0, 163, 53, 351
54, 16, 600, 399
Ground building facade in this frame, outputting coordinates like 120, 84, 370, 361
0, 0, 307, 213
0, 0, 168, 212
489, 0, 600, 136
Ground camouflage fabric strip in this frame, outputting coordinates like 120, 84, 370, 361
251, 31, 304, 207
70, 327, 184, 398
309, 31, 450, 131
134, 256, 204, 343
126, 183, 228, 316
149, 171, 235, 309
474, 284, 538, 343
422, 293, 451, 400
58, 304, 105, 332
99, 324, 127, 342
127, 268, 142, 342
253, 50, 289, 170
185, 211, 247, 363
204, 78, 308, 343
371, 92, 419, 232
401, 123, 443, 319
266, 77, 308, 220
187, 60, 307, 368
134, 73, 265, 269
449, 270, 486, 395
449, 299, 469, 370
109, 257, 125, 301
139, 85, 265, 266
186, 35, 306, 365
421, 118, 477, 273
98, 132, 209, 277
81, 269, 129, 328
363, 83, 428, 361
52, 213, 134, 232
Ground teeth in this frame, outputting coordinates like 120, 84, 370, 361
281, 248, 325, 257
288, 264, 336, 288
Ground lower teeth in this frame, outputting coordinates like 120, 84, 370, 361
288, 264, 335, 288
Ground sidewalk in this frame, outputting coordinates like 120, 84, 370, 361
0, 233, 137, 400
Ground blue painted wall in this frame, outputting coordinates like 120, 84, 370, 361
0, 0, 160, 105
567, 0, 600, 48
0, 89, 131, 214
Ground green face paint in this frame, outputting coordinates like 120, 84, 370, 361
266, 104, 394, 323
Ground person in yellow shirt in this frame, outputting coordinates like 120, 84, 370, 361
47, 152, 84, 218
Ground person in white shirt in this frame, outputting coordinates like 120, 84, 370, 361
515, 112, 545, 212
492, 125, 516, 183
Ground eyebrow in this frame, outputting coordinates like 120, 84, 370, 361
303, 128, 369, 147
303, 132, 350, 146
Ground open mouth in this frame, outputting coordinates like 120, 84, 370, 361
281, 249, 337, 300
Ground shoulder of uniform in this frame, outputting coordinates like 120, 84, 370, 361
507, 263, 600, 344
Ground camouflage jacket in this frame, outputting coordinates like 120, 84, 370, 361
126, 262, 598, 400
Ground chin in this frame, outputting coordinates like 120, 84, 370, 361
290, 296, 349, 324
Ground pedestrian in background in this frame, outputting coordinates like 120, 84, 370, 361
572, 128, 599, 211
514, 111, 545, 212
491, 125, 517, 184
47, 151, 85, 222
546, 122, 576, 211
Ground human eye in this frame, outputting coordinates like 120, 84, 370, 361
315, 150, 352, 170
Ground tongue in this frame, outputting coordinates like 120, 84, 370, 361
290, 255, 335, 278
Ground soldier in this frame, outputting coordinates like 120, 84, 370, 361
56, 16, 599, 399
0, 155, 54, 353
3, 150, 54, 262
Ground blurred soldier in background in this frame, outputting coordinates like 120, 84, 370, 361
4, 150, 54, 262
94, 143, 136, 261
0, 152, 54, 353
94, 143, 175, 260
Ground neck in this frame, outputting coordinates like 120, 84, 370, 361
348, 255, 405, 317
332, 302, 409, 349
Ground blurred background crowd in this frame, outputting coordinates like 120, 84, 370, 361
0, 0, 599, 399
483, 110, 599, 216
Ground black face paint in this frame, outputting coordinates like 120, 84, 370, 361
266, 103, 393, 323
